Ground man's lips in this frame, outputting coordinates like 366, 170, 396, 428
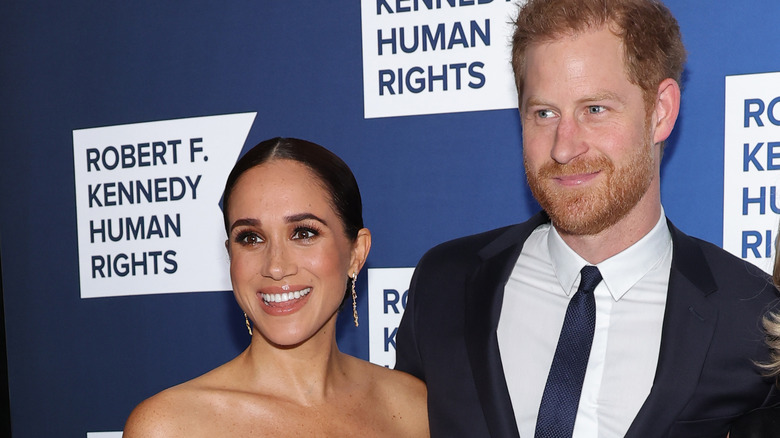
553, 171, 601, 186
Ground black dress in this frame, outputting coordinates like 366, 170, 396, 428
729, 406, 780, 437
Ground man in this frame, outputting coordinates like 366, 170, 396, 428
395, 0, 780, 437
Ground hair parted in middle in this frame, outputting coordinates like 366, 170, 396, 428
221, 137, 364, 241
511, 0, 687, 110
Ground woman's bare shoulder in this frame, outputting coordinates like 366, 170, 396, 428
374, 364, 426, 398
352, 359, 429, 436
350, 357, 422, 390
123, 367, 237, 438
123, 382, 205, 438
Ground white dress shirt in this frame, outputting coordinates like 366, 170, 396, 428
497, 212, 672, 437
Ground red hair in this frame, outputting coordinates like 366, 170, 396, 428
512, 0, 686, 109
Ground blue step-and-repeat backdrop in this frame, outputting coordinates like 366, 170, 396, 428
2, 1, 780, 436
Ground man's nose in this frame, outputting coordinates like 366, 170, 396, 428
550, 115, 588, 164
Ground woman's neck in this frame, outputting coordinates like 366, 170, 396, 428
239, 318, 351, 405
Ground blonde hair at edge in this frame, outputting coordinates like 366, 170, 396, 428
763, 251, 780, 378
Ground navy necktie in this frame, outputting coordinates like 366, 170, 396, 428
535, 265, 603, 438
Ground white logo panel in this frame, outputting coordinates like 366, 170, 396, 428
368, 267, 414, 368
723, 72, 780, 273
361, 0, 521, 118
73, 113, 255, 298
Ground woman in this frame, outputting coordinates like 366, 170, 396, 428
124, 137, 429, 437
728, 254, 780, 437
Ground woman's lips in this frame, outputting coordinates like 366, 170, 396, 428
257, 286, 312, 315
261, 287, 311, 304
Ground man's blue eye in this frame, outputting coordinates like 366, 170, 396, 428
588, 106, 605, 114
537, 110, 555, 118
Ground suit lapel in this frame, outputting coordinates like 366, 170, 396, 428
464, 212, 548, 438
626, 221, 719, 437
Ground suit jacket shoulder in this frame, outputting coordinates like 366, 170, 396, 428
395, 213, 548, 438
669, 222, 772, 297
627, 221, 780, 437
414, 212, 548, 278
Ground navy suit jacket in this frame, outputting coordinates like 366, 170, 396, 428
395, 212, 779, 438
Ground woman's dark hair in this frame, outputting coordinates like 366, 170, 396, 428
222, 137, 364, 241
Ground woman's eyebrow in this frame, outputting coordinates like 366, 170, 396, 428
285, 213, 328, 226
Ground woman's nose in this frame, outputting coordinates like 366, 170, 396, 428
261, 242, 296, 280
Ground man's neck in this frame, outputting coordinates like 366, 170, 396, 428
555, 203, 663, 265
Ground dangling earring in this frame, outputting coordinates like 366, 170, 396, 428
351, 272, 359, 327
244, 312, 253, 336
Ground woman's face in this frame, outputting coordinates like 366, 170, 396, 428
226, 159, 366, 347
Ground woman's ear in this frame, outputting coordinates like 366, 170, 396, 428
350, 228, 372, 275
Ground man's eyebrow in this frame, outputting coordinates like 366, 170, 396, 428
523, 96, 550, 108
580, 91, 625, 104
523, 92, 627, 109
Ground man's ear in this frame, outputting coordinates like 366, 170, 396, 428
652, 78, 681, 145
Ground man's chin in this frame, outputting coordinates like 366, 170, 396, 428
548, 212, 611, 236
541, 193, 616, 236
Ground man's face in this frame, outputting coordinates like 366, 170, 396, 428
520, 26, 660, 236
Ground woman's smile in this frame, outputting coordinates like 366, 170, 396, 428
258, 286, 314, 316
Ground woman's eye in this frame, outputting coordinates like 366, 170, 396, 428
237, 232, 262, 245
292, 228, 318, 240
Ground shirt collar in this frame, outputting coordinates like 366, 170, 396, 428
548, 208, 672, 301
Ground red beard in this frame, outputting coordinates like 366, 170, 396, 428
525, 139, 655, 236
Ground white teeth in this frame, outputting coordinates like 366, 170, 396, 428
263, 287, 311, 304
